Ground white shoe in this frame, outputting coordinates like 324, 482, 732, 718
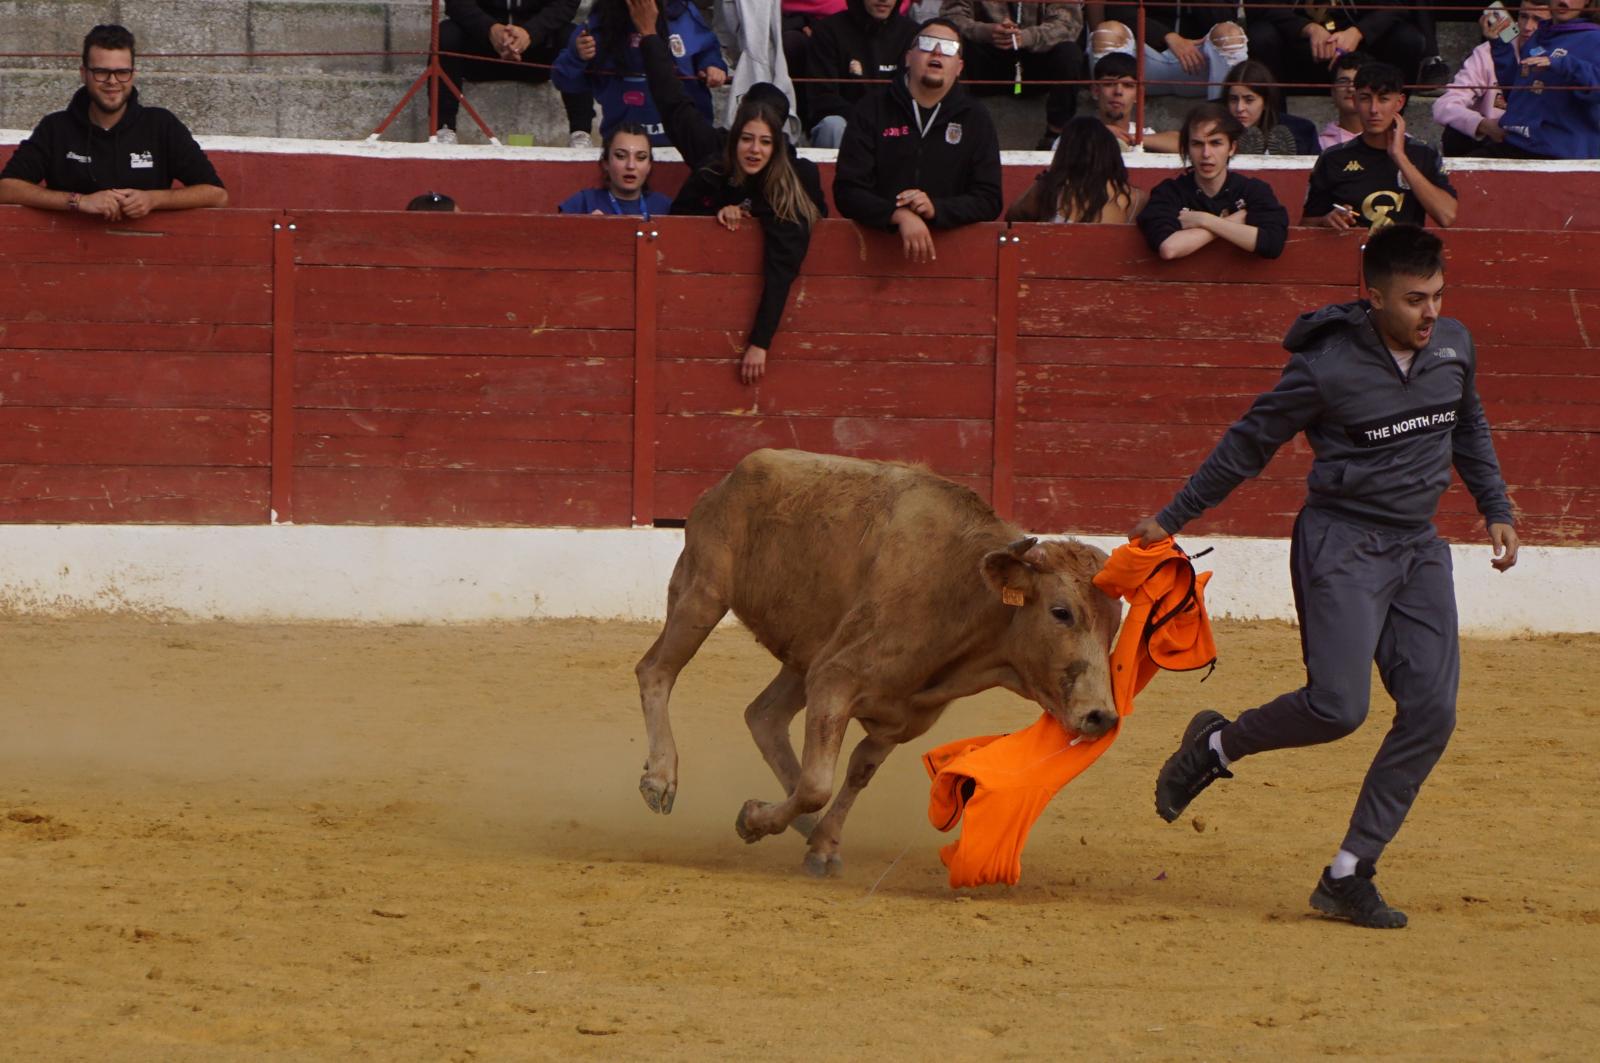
568, 130, 593, 149
433, 127, 458, 145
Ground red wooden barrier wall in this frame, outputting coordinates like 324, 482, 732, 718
1, 206, 1596, 543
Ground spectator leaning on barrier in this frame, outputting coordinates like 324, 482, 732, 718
834, 19, 1003, 262
553, 0, 726, 147
558, 122, 673, 215
433, 0, 596, 147
805, 0, 920, 147
1319, 50, 1369, 151
407, 191, 459, 210
1490, 0, 1600, 159
939, 0, 1086, 150
629, 0, 826, 384
1224, 59, 1321, 155
1433, 1, 1549, 157
1086, 2, 1246, 99
1247, 1, 1427, 96
1089, 52, 1181, 151
1005, 115, 1147, 222
0, 25, 227, 219
1304, 62, 1456, 230
1136, 102, 1289, 260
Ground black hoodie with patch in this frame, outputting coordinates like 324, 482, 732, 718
1, 87, 222, 193
1157, 301, 1513, 534
832, 76, 1001, 230
805, 0, 918, 127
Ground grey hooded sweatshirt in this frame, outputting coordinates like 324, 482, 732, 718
1158, 301, 1514, 534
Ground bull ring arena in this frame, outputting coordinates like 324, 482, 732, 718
3, 10, 1600, 1057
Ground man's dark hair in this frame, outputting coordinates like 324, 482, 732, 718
82, 24, 135, 67
406, 191, 457, 212
1094, 52, 1137, 81
1355, 62, 1407, 98
1363, 224, 1444, 287
1331, 51, 1369, 78
911, 17, 963, 53
1180, 101, 1243, 150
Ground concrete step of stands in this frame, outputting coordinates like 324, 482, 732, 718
0, 2, 1484, 150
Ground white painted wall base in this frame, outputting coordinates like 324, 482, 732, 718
0, 525, 1589, 635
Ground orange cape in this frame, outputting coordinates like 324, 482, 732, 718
922, 537, 1215, 888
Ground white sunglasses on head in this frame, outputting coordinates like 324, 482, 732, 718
913, 35, 961, 57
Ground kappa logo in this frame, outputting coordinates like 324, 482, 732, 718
1343, 159, 1363, 172
945, 122, 962, 145
129, 150, 154, 169
66, 150, 91, 163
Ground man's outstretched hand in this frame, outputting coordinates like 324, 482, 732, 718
1129, 516, 1170, 546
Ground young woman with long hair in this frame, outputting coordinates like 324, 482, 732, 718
1005, 115, 1147, 224
557, 122, 671, 216
1221, 60, 1320, 156
673, 96, 827, 384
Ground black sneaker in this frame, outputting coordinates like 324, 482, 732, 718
1154, 710, 1233, 823
1416, 56, 1451, 97
1310, 865, 1408, 929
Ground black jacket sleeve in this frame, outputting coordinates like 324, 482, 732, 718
1452, 340, 1515, 527
1355, 0, 1404, 45
446, 0, 501, 40
521, 0, 581, 49
159, 112, 223, 188
1136, 177, 1184, 251
795, 157, 829, 218
671, 167, 722, 215
1157, 353, 1326, 531
833, 97, 898, 228
1243, 177, 1289, 259
749, 214, 811, 348
930, 113, 1002, 228
1302, 153, 1336, 219
0, 118, 52, 184
805, 22, 851, 124
639, 33, 723, 168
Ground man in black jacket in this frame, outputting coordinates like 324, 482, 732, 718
806, 0, 919, 148
1247, 0, 1428, 93
0, 24, 226, 220
433, 0, 594, 146
1132, 225, 1519, 930
833, 19, 1002, 263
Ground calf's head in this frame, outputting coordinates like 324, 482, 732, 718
981, 536, 1123, 738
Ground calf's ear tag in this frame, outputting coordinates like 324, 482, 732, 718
1002, 587, 1025, 607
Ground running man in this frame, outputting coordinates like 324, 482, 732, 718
1129, 224, 1519, 929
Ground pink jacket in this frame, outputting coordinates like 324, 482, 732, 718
1432, 40, 1512, 139
782, 0, 847, 17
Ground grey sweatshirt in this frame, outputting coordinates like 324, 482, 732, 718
1158, 301, 1515, 534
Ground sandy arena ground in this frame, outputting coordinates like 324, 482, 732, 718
1, 615, 1596, 1061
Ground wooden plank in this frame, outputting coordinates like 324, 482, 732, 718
292, 468, 631, 526
656, 415, 993, 475
653, 217, 1005, 280
658, 359, 994, 418
0, 263, 272, 325
0, 465, 269, 523
0, 351, 269, 408
658, 328, 994, 365
296, 410, 632, 472
658, 274, 997, 336
1480, 374, 1600, 432
291, 211, 637, 271
655, 469, 994, 522
293, 266, 632, 328
1477, 347, 1600, 377
1016, 364, 1283, 423
633, 229, 659, 526
0, 222, 272, 267
0, 208, 275, 240
1436, 230, 1600, 292
0, 408, 270, 466
1448, 287, 1591, 348
295, 354, 634, 415
271, 217, 297, 523
0, 321, 271, 354
1020, 336, 1290, 369
1016, 224, 1361, 286
294, 322, 631, 359
1018, 279, 1355, 341
993, 233, 1018, 520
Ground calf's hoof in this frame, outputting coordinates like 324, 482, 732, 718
735, 799, 769, 844
801, 850, 843, 878
638, 772, 676, 815
789, 812, 820, 840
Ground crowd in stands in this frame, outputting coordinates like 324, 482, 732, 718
1, 9, 1597, 384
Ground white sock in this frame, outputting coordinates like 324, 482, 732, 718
1330, 849, 1359, 879
1208, 729, 1231, 770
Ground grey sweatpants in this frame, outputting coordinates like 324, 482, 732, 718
1219, 505, 1460, 863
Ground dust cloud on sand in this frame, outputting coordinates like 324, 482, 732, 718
2, 616, 1597, 1060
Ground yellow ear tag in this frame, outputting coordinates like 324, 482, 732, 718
1002, 587, 1025, 607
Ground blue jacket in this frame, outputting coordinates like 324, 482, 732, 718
1493, 18, 1600, 159
551, 2, 726, 145
557, 186, 672, 216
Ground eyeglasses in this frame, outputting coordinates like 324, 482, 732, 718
913, 35, 961, 57
87, 66, 134, 83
